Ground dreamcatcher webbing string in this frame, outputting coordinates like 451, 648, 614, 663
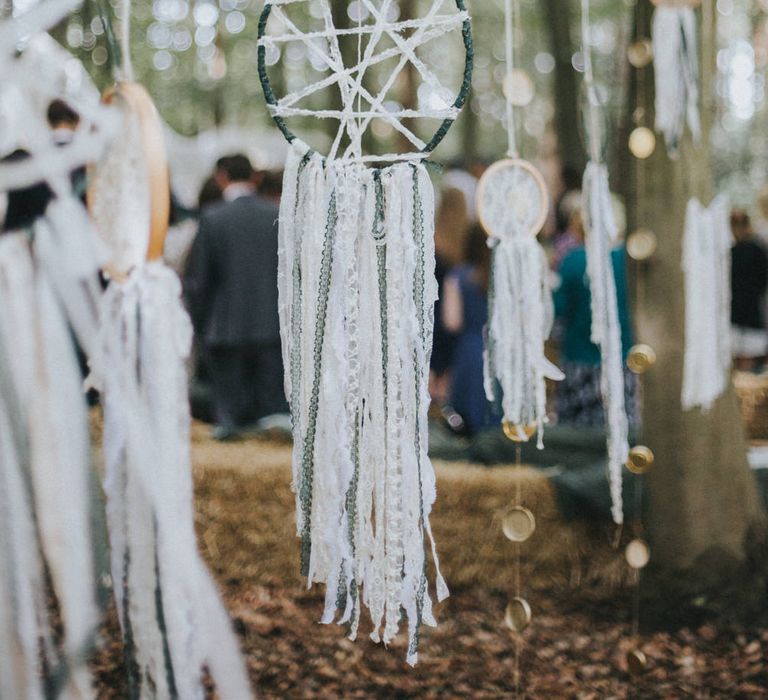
258, 0, 472, 163
119, 0, 133, 81
503, 0, 517, 158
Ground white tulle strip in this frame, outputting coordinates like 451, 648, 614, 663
484, 235, 564, 449
279, 141, 444, 665
582, 162, 629, 525
92, 261, 252, 699
652, 6, 700, 155
0, 231, 97, 699
681, 195, 732, 411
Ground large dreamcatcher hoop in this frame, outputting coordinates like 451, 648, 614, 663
257, 0, 473, 163
259, 0, 473, 666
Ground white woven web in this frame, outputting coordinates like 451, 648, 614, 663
260, 0, 468, 163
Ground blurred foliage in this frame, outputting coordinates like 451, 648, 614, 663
51, 0, 768, 204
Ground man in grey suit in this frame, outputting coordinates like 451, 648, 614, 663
184, 154, 288, 440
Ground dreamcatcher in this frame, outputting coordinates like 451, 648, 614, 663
476, 0, 562, 448
578, 0, 629, 525
86, 2, 252, 696
0, 1, 115, 696
258, 0, 472, 664
651, 0, 701, 155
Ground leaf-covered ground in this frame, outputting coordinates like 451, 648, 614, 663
92, 429, 768, 698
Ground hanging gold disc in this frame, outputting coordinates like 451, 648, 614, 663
626, 648, 648, 675
625, 539, 651, 569
627, 344, 657, 374
629, 127, 656, 159
626, 228, 657, 261
627, 39, 653, 69
626, 446, 654, 475
502, 421, 537, 443
502, 506, 536, 542
504, 597, 532, 633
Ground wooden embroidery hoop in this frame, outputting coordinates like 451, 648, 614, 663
87, 81, 169, 279
476, 157, 549, 241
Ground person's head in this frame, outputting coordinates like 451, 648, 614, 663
198, 176, 222, 210
731, 208, 753, 242
435, 186, 471, 265
47, 99, 79, 131
758, 186, 768, 219
214, 153, 253, 189
259, 170, 283, 203
463, 222, 492, 292
558, 189, 583, 240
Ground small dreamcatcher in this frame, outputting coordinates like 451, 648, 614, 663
258, 0, 472, 665
86, 2, 252, 696
476, 0, 562, 448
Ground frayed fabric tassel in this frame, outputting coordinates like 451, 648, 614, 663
483, 236, 564, 449
582, 162, 629, 525
681, 195, 731, 411
278, 141, 446, 665
652, 5, 701, 155
91, 261, 253, 699
0, 232, 98, 699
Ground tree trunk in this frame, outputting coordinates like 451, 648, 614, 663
628, 0, 764, 590
542, 0, 586, 177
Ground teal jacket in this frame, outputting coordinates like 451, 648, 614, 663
553, 245, 633, 365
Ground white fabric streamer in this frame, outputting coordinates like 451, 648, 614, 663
681, 195, 731, 411
483, 236, 563, 448
0, 232, 98, 699
652, 5, 701, 155
279, 141, 445, 665
90, 262, 253, 699
582, 162, 629, 525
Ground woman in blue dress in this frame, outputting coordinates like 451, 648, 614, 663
442, 224, 498, 434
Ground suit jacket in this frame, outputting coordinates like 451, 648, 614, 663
184, 192, 280, 346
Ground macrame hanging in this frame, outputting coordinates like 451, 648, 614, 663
258, 0, 472, 665
579, 0, 629, 525
476, 0, 562, 448
0, 4, 117, 696
681, 195, 731, 411
87, 5, 252, 696
651, 0, 701, 155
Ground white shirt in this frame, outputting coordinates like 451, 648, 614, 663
222, 182, 255, 202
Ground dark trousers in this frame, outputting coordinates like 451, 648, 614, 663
206, 342, 288, 429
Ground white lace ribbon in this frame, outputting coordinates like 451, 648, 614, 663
280, 140, 444, 664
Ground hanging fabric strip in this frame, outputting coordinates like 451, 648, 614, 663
580, 0, 629, 525
484, 236, 562, 448
652, 5, 701, 155
681, 195, 731, 411
278, 141, 444, 665
582, 163, 629, 525
92, 261, 253, 699
0, 232, 98, 699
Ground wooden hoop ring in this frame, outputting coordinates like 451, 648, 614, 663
476, 158, 549, 240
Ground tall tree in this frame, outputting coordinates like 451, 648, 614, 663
543, 0, 586, 177
628, 0, 765, 611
